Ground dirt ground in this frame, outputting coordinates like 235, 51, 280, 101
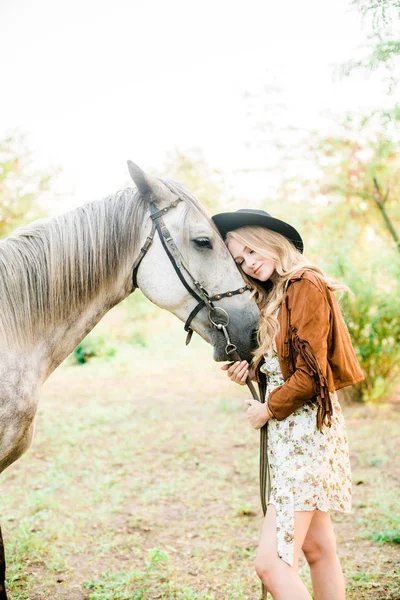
1, 322, 399, 600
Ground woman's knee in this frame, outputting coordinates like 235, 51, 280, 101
254, 552, 280, 585
255, 555, 268, 582
302, 531, 337, 565
302, 510, 338, 566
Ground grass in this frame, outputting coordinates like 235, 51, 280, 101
0, 308, 399, 599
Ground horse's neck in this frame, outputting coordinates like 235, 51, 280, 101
41, 274, 132, 380
0, 267, 134, 391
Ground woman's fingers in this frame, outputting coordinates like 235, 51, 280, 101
221, 361, 240, 374
240, 369, 249, 383
231, 362, 249, 384
221, 361, 250, 385
232, 366, 248, 385
228, 361, 242, 376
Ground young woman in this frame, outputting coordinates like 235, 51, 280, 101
212, 209, 364, 600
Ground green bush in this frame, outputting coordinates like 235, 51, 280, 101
339, 264, 400, 401
71, 333, 117, 365
315, 234, 400, 402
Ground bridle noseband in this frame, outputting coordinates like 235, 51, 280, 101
131, 197, 249, 355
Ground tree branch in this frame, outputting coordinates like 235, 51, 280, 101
373, 177, 400, 252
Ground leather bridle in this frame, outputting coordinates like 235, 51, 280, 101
131, 196, 270, 590
131, 197, 250, 355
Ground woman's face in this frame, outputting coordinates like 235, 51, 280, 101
226, 237, 275, 282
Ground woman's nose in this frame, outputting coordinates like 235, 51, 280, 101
244, 259, 254, 271
245, 253, 256, 267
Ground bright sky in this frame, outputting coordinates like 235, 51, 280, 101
0, 0, 388, 213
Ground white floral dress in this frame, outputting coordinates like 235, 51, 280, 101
260, 352, 352, 567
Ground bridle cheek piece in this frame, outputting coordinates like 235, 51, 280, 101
131, 197, 249, 356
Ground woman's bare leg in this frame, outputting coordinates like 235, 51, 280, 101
254, 505, 314, 600
302, 510, 346, 600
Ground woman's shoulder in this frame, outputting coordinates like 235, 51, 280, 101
286, 269, 327, 296
283, 269, 331, 323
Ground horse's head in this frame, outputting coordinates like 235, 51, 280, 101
127, 161, 259, 362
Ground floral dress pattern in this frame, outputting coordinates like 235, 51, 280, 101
260, 351, 352, 567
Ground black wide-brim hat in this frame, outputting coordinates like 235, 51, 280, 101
212, 209, 304, 254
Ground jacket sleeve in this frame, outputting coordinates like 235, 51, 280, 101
267, 278, 333, 428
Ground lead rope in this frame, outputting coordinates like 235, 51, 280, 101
227, 339, 269, 600
257, 374, 269, 600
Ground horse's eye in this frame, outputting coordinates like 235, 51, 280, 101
193, 238, 213, 250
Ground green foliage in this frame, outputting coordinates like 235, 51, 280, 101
72, 333, 117, 365
372, 529, 400, 544
83, 571, 146, 600
0, 133, 54, 238
71, 291, 155, 366
338, 258, 400, 402
352, 0, 399, 21
146, 547, 170, 570
343, 0, 400, 94
357, 481, 400, 547
83, 548, 170, 599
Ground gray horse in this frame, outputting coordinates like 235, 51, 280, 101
0, 162, 259, 598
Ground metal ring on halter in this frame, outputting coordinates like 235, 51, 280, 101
208, 306, 230, 328
225, 342, 238, 354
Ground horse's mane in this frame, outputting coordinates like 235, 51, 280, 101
0, 179, 209, 347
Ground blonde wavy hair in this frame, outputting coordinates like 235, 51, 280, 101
226, 226, 349, 369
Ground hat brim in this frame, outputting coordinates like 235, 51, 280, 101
212, 212, 304, 254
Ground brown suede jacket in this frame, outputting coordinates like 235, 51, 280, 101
266, 270, 364, 429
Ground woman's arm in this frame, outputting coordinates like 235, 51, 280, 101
268, 278, 331, 421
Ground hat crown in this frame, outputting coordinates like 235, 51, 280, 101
237, 209, 272, 218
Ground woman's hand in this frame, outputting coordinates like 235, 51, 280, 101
244, 399, 271, 429
220, 360, 249, 385
221, 361, 259, 384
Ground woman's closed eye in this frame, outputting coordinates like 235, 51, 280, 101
235, 249, 254, 266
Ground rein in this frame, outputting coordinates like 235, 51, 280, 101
131, 198, 270, 596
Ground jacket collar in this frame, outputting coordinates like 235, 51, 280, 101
289, 269, 306, 281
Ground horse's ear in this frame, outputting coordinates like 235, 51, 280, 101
127, 161, 152, 195
127, 160, 169, 202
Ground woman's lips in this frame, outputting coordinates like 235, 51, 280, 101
253, 265, 262, 275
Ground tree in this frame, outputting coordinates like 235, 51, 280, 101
0, 134, 53, 238
343, 0, 400, 95
309, 112, 400, 251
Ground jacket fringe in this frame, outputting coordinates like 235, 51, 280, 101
289, 326, 333, 432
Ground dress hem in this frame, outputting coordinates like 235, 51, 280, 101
267, 501, 352, 516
